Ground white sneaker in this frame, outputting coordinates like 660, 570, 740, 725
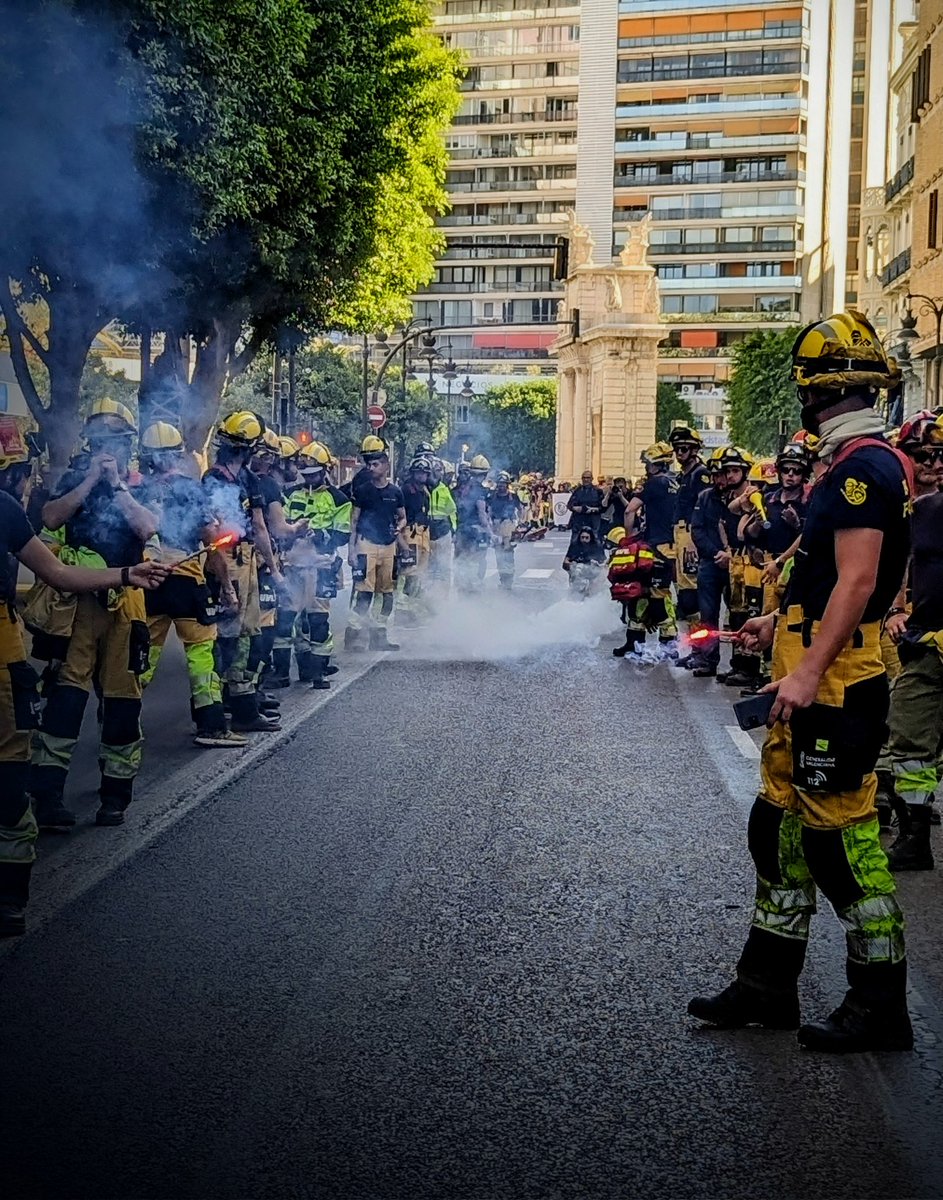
193, 728, 249, 748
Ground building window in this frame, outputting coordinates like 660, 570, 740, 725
929, 191, 939, 250
912, 48, 932, 122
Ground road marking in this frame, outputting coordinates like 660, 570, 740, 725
3, 655, 384, 950
521, 569, 554, 579
725, 725, 761, 761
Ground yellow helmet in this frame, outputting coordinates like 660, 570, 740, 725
216, 410, 264, 447
641, 441, 674, 466
84, 398, 136, 436
606, 525, 627, 545
0, 416, 30, 472
708, 446, 727, 468
791, 308, 899, 395
277, 435, 301, 460
469, 454, 490, 472
140, 422, 184, 452
717, 445, 754, 471
361, 435, 386, 457
299, 441, 331, 470
260, 427, 281, 455
668, 425, 703, 449
748, 458, 778, 485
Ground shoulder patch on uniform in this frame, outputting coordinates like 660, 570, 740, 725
841, 477, 867, 506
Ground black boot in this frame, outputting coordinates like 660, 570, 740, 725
310, 656, 330, 690
612, 633, 642, 658
886, 805, 934, 871
32, 793, 76, 832
230, 693, 281, 733
688, 979, 800, 1030
268, 649, 292, 688
0, 863, 31, 937
344, 627, 365, 654
799, 956, 913, 1053
295, 651, 316, 683
369, 626, 400, 652
95, 780, 133, 827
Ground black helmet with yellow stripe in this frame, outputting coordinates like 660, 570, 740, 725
791, 309, 900, 407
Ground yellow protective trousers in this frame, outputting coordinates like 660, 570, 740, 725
0, 606, 39, 902
31, 588, 147, 811
673, 523, 699, 623
215, 547, 261, 699
143, 614, 220, 711
399, 524, 432, 614
736, 607, 906, 1007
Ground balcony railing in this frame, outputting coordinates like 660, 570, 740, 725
881, 247, 912, 287
615, 133, 803, 155
462, 75, 579, 92
417, 280, 561, 293
449, 139, 577, 159
885, 157, 914, 204
660, 345, 735, 357
617, 61, 803, 84
448, 177, 576, 192
453, 110, 577, 126
659, 275, 801, 291
614, 204, 801, 222
464, 346, 551, 359
615, 168, 799, 188
436, 4, 580, 24
440, 211, 569, 226
660, 309, 798, 323
440, 244, 556, 260
619, 27, 803, 49
619, 0, 796, 9
616, 97, 801, 118
450, 39, 579, 59
650, 240, 797, 256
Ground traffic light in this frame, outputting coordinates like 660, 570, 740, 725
297, 430, 312, 446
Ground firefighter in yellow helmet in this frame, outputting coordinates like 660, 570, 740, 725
667, 427, 712, 662
689, 310, 913, 1054
0, 418, 167, 933
714, 446, 768, 690
347, 438, 407, 651
200, 411, 282, 732
134, 423, 246, 748
427, 457, 457, 594
614, 443, 678, 658
452, 455, 493, 592
30, 399, 164, 830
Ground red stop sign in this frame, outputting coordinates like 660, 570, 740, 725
367, 405, 386, 429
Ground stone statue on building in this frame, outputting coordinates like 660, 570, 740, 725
618, 214, 652, 268
566, 208, 595, 268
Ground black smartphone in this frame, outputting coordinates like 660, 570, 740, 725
733, 691, 776, 731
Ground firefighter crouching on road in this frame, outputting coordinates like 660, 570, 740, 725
135, 423, 246, 749
347, 442, 406, 652
0, 419, 167, 935
30, 400, 161, 831
879, 411, 943, 871
669, 426, 711, 665
203, 411, 282, 733
280, 441, 349, 687
689, 309, 914, 1053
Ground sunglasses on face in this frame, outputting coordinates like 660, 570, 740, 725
912, 448, 943, 464
780, 466, 804, 475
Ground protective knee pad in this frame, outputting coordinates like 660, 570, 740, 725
380, 594, 394, 618
354, 591, 374, 615
246, 633, 265, 675
747, 797, 790, 884
801, 824, 871, 911
39, 684, 89, 740
0, 762, 31, 830
308, 613, 330, 645
275, 609, 297, 639
101, 697, 142, 748
215, 636, 238, 676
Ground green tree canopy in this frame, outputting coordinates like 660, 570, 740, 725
726, 328, 801, 455
655, 382, 697, 442
0, 0, 461, 471
472, 380, 557, 475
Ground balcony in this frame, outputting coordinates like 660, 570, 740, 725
650, 240, 797, 256
615, 96, 802, 119
440, 211, 569, 227
453, 110, 577, 127
619, 0, 797, 9
464, 346, 551, 360
416, 280, 562, 293
659, 275, 801, 291
462, 75, 579, 92
449, 138, 577, 159
617, 62, 804, 84
881, 247, 911, 287
885, 157, 914, 204
615, 168, 800, 188
615, 204, 801, 222
440, 244, 555, 260
615, 133, 803, 155
436, 4, 580, 24
454, 40, 579, 59
448, 177, 576, 193
660, 345, 735, 357
619, 27, 803, 49
660, 309, 798, 323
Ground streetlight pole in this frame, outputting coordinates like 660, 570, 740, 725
905, 292, 943, 411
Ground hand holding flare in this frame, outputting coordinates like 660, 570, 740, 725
173, 531, 238, 567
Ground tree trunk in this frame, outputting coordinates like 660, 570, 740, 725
180, 316, 267, 458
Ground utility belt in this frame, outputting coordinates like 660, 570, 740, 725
429, 517, 453, 540
224, 540, 254, 567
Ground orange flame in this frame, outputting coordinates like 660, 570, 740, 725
212, 533, 237, 550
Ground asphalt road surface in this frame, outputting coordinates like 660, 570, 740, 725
3, 535, 943, 1200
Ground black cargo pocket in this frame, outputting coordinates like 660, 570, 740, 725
258, 575, 277, 611
128, 620, 151, 675
791, 673, 888, 792
8, 660, 42, 730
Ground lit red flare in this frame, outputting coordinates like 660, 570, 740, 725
687, 627, 741, 644
210, 532, 237, 551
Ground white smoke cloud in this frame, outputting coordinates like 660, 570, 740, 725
401, 586, 622, 662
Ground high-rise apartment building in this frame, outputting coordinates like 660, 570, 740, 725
421, 0, 867, 436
